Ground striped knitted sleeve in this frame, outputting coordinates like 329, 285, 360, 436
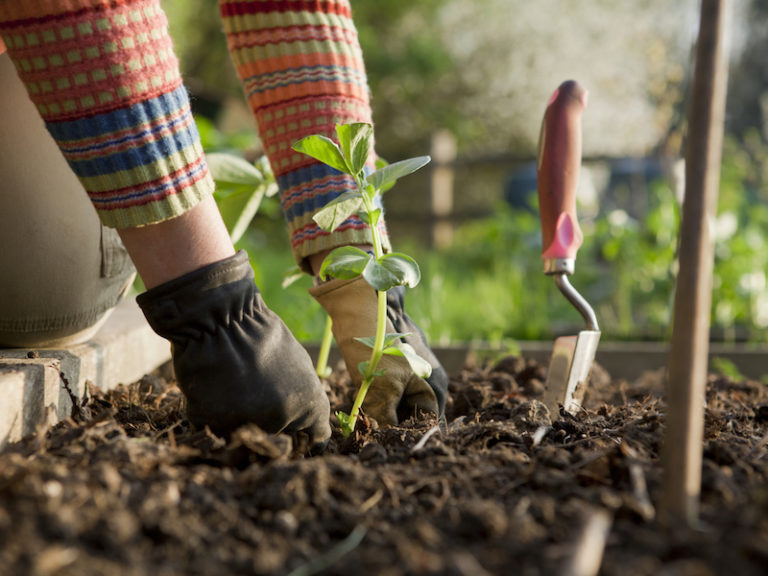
0, 0, 214, 229
219, 0, 390, 271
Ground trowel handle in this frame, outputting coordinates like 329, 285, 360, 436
537, 80, 588, 267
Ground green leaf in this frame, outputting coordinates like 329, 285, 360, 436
362, 259, 400, 291
359, 208, 381, 226
281, 265, 305, 289
358, 361, 386, 378
263, 181, 279, 198
215, 185, 266, 245
292, 135, 350, 175
313, 193, 364, 232
319, 246, 372, 281
369, 156, 431, 192
355, 336, 376, 349
207, 153, 266, 187
378, 252, 421, 288
250, 156, 280, 198
354, 332, 411, 349
361, 253, 421, 291
383, 342, 433, 378
336, 411, 354, 437
363, 184, 377, 205
336, 123, 374, 175
327, 190, 362, 205
374, 158, 396, 193
254, 157, 280, 199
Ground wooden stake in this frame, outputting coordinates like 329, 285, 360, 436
662, 0, 731, 527
563, 509, 613, 576
429, 130, 457, 249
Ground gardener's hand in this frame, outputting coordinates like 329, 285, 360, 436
310, 276, 448, 426
137, 251, 331, 448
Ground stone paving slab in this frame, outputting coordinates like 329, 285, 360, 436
0, 299, 170, 449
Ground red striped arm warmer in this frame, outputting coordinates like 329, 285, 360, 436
220, 0, 390, 271
0, 0, 214, 228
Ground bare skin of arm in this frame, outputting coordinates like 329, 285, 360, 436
117, 196, 236, 289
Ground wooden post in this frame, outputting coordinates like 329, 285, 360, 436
429, 130, 457, 249
661, 0, 731, 527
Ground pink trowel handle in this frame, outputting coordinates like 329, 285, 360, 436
537, 80, 588, 270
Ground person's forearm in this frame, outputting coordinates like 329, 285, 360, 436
219, 0, 389, 272
117, 196, 234, 289
0, 0, 215, 229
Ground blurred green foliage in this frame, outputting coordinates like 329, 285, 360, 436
162, 0, 242, 100
404, 144, 768, 345
160, 0, 768, 344
352, 1, 466, 157
198, 113, 768, 344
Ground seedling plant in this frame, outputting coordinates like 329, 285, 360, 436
293, 122, 432, 436
205, 153, 279, 245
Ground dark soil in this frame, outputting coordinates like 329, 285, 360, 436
1, 355, 767, 576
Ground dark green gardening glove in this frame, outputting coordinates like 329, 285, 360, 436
137, 251, 331, 447
309, 276, 448, 426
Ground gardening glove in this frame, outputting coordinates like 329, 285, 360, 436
386, 283, 448, 416
309, 276, 448, 426
137, 251, 331, 447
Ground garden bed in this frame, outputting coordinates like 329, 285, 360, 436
1, 355, 767, 575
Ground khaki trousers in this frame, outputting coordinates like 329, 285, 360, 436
0, 54, 135, 347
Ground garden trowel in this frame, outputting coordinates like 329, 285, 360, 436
537, 80, 600, 415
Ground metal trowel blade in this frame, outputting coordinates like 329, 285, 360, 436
542, 330, 601, 415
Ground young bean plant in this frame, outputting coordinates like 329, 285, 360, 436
293, 122, 432, 436
206, 153, 279, 245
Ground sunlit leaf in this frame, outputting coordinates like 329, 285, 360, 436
254, 156, 280, 198
354, 332, 410, 349
281, 265, 305, 289
336, 410, 354, 437
383, 342, 433, 378
358, 361, 386, 378
207, 153, 265, 187
362, 183, 377, 206
359, 208, 381, 226
337, 123, 374, 175
216, 185, 265, 245
313, 193, 364, 232
374, 158, 396, 193
362, 259, 400, 291
292, 135, 350, 175
369, 156, 431, 192
318, 246, 372, 281
378, 252, 421, 288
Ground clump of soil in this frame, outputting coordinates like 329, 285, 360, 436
1, 356, 767, 576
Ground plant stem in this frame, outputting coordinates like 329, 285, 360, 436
357, 173, 384, 260
367, 289, 389, 377
346, 376, 372, 433
343, 173, 389, 434
344, 286, 388, 435
316, 315, 334, 378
